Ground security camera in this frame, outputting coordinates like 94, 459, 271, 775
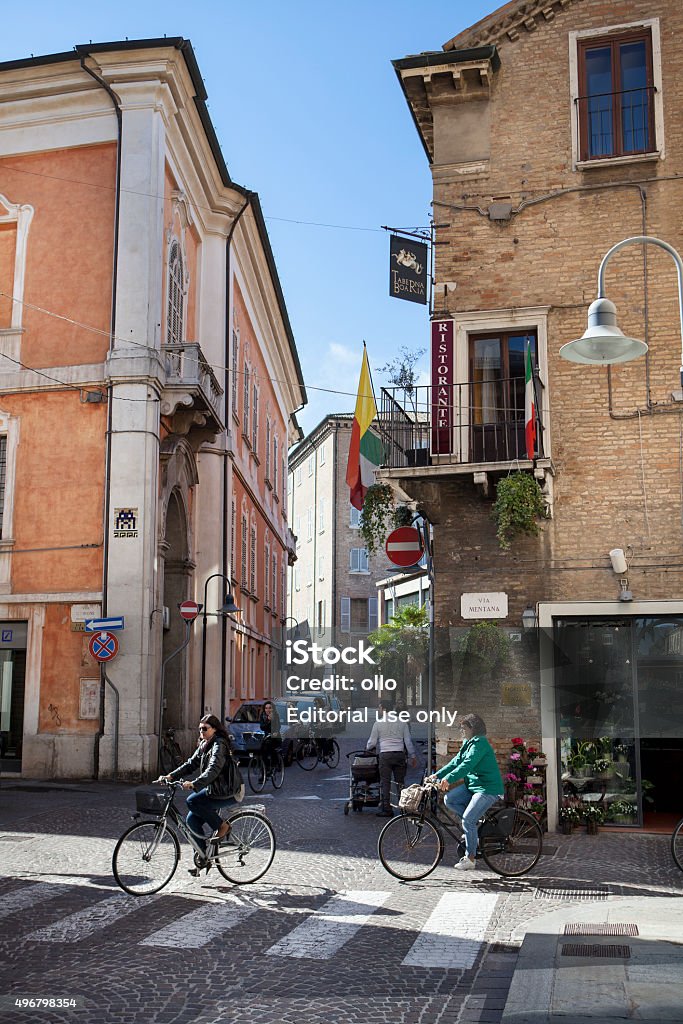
609, 548, 628, 574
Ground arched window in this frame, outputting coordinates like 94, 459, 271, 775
167, 240, 184, 344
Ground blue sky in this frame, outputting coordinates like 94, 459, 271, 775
0, 0, 496, 434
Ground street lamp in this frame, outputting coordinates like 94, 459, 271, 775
559, 236, 683, 390
200, 573, 240, 717
521, 605, 538, 632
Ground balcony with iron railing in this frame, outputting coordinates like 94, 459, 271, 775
575, 85, 656, 163
377, 374, 548, 488
160, 341, 225, 442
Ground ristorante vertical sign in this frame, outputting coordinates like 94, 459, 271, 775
431, 319, 454, 454
389, 234, 428, 304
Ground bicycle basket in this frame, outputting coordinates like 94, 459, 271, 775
398, 784, 427, 815
135, 787, 169, 815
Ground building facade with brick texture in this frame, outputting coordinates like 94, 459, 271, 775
389, 0, 683, 830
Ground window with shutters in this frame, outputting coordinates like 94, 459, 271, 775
368, 597, 378, 631
319, 445, 325, 465
264, 542, 270, 606
240, 638, 247, 698
349, 505, 361, 529
272, 552, 277, 614
231, 330, 239, 420
307, 508, 313, 542
243, 365, 250, 440
241, 515, 248, 590
273, 438, 278, 497
296, 466, 302, 486
230, 500, 236, 582
340, 597, 351, 633
318, 555, 324, 581
308, 455, 314, 477
318, 498, 325, 533
265, 420, 271, 483
252, 384, 259, 452
250, 524, 257, 595
166, 241, 184, 345
281, 565, 286, 617
349, 547, 369, 573
295, 516, 301, 549
282, 456, 287, 511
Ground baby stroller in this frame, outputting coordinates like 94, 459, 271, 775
344, 748, 381, 814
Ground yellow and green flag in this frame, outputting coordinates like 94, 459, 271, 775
346, 346, 383, 510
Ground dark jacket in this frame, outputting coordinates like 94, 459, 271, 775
169, 736, 233, 798
259, 706, 281, 739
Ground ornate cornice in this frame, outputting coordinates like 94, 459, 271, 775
444, 0, 577, 50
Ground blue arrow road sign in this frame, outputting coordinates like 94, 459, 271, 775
84, 617, 125, 632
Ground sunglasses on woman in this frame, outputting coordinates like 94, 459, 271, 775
199, 725, 210, 733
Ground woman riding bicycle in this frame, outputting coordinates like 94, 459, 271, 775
429, 713, 503, 872
159, 714, 237, 874
259, 699, 282, 769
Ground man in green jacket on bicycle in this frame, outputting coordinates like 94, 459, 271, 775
429, 713, 503, 872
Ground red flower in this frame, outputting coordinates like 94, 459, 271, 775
527, 746, 538, 755
511, 737, 525, 749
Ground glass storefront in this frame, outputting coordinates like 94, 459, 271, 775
554, 616, 683, 827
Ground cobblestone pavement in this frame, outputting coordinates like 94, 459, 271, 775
0, 742, 681, 1024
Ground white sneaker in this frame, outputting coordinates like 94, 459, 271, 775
454, 856, 476, 871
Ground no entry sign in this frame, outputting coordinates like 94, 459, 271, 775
179, 600, 202, 622
385, 526, 423, 567
88, 630, 119, 663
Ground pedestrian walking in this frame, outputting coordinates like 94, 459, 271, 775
429, 713, 504, 872
366, 698, 418, 817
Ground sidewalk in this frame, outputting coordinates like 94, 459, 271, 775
499, 827, 683, 1024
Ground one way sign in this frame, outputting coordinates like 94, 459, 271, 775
85, 616, 125, 632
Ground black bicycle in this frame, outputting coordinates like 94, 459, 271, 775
296, 735, 340, 770
112, 781, 276, 895
378, 779, 543, 879
672, 815, 683, 871
248, 747, 285, 792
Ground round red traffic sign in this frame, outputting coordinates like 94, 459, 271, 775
88, 630, 119, 663
385, 526, 423, 567
179, 600, 202, 622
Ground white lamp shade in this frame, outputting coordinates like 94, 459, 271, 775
609, 548, 628, 574
559, 297, 648, 365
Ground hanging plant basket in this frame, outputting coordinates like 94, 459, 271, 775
359, 485, 414, 554
458, 621, 511, 676
491, 472, 549, 550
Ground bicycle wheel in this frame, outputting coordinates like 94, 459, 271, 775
480, 808, 543, 877
271, 751, 285, 789
378, 814, 444, 881
324, 740, 340, 769
672, 817, 683, 871
112, 820, 180, 895
215, 810, 276, 884
248, 755, 266, 793
296, 739, 318, 770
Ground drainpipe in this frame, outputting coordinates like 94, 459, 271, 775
77, 53, 122, 781
221, 195, 250, 719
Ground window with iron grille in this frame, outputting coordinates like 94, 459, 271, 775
167, 241, 184, 345
469, 330, 538, 463
231, 331, 239, 419
241, 515, 248, 590
578, 28, 655, 161
250, 524, 257, 594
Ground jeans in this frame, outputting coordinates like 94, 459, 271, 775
443, 785, 502, 858
378, 751, 407, 812
186, 788, 236, 855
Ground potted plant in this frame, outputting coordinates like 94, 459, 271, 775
608, 799, 637, 825
559, 805, 581, 834
593, 757, 613, 780
528, 746, 547, 767
359, 485, 414, 554
581, 804, 605, 835
568, 752, 588, 777
491, 471, 549, 550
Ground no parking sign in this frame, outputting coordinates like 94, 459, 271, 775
88, 630, 119, 663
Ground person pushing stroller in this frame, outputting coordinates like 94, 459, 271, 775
366, 698, 417, 817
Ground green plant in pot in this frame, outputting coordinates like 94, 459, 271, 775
359, 485, 413, 554
568, 752, 587, 776
491, 471, 549, 550
608, 799, 637, 824
458, 621, 511, 677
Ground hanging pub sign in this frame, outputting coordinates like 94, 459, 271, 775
431, 319, 454, 454
389, 234, 428, 304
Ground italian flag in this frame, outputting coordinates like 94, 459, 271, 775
525, 340, 536, 460
346, 346, 383, 510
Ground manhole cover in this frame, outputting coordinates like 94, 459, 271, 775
564, 923, 639, 936
561, 943, 630, 958
535, 887, 609, 900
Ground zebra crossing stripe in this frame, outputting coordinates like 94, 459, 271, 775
401, 892, 498, 969
25, 892, 158, 943
141, 902, 257, 948
0, 882, 72, 921
265, 889, 391, 960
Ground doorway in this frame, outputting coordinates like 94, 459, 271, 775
0, 622, 27, 772
554, 616, 683, 828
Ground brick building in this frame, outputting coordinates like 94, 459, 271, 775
0, 39, 304, 780
387, 0, 683, 830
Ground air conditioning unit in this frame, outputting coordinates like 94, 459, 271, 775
162, 606, 171, 630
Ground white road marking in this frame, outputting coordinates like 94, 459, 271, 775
141, 902, 257, 947
287, 795, 322, 800
0, 882, 72, 920
26, 892, 158, 942
266, 890, 391, 960
402, 892, 498, 969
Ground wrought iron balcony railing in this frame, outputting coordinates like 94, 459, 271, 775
377, 376, 545, 470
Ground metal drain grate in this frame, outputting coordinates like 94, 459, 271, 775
564, 923, 639, 936
535, 887, 610, 901
561, 943, 631, 958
